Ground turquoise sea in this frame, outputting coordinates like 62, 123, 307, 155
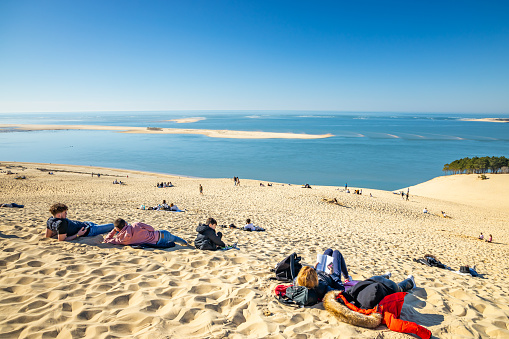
1, 111, 508, 191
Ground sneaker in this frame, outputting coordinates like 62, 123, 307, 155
384, 272, 392, 279
407, 275, 416, 289
345, 275, 353, 282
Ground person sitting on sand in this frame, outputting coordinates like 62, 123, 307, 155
423, 207, 428, 214
46, 203, 114, 242
243, 218, 265, 231
103, 218, 188, 247
160, 200, 169, 209
486, 234, 492, 243
194, 217, 226, 250
479, 232, 484, 240
441, 211, 448, 218
169, 203, 179, 211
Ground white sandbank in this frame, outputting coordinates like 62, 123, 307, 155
0, 124, 333, 139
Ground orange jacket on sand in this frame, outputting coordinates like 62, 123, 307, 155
336, 292, 431, 339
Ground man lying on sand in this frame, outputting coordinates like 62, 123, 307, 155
46, 203, 114, 241
103, 218, 188, 247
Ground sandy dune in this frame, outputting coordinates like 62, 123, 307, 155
0, 162, 508, 338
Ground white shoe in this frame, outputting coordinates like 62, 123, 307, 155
407, 275, 416, 289
384, 272, 392, 279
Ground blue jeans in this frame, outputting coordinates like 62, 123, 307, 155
155, 230, 187, 247
323, 248, 349, 280
84, 222, 114, 237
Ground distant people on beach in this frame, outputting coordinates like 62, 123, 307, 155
156, 182, 173, 188
233, 176, 238, 186
267, 183, 272, 186
441, 211, 448, 218
486, 234, 493, 243
303, 183, 311, 188
423, 207, 428, 214
103, 218, 187, 247
479, 233, 484, 240
243, 218, 265, 231
260, 182, 265, 186
46, 203, 114, 241
195, 217, 226, 250
236, 177, 240, 186
199, 184, 203, 195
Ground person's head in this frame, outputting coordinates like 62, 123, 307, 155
296, 266, 318, 289
246, 218, 251, 224
114, 218, 126, 231
49, 203, 68, 217
162, 200, 166, 204
206, 217, 217, 229
170, 203, 174, 207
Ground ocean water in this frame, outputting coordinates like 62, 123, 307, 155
1, 111, 508, 191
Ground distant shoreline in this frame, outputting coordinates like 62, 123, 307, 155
460, 118, 509, 123
0, 123, 333, 139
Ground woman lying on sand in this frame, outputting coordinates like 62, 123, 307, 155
103, 218, 188, 247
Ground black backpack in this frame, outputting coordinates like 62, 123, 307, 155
270, 252, 302, 282
275, 285, 318, 307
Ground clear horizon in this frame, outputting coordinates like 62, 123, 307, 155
1, 1, 508, 114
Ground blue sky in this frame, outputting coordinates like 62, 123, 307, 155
0, 1, 508, 113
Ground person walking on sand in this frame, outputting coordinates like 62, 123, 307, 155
103, 218, 188, 247
194, 217, 226, 250
199, 184, 203, 195
46, 203, 114, 242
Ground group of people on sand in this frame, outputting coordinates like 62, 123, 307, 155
290, 249, 431, 338
478, 232, 493, 243
233, 176, 241, 186
295, 248, 415, 303
156, 182, 173, 188
112, 179, 125, 185
45, 203, 244, 250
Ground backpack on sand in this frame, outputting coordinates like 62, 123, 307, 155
274, 284, 318, 307
270, 252, 302, 282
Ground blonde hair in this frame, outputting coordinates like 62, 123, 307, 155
296, 266, 318, 289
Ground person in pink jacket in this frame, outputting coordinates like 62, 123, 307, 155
103, 218, 188, 248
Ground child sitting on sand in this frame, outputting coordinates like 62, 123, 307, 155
103, 218, 188, 247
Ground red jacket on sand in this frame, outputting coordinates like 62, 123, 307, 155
336, 292, 431, 339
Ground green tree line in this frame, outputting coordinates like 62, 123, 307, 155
443, 156, 509, 174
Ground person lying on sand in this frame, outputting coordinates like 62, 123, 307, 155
195, 217, 227, 250
243, 218, 265, 231
46, 203, 114, 241
103, 218, 187, 247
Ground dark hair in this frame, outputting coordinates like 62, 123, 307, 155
49, 203, 68, 216
162, 200, 166, 204
206, 217, 217, 226
114, 218, 126, 230
246, 218, 251, 224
